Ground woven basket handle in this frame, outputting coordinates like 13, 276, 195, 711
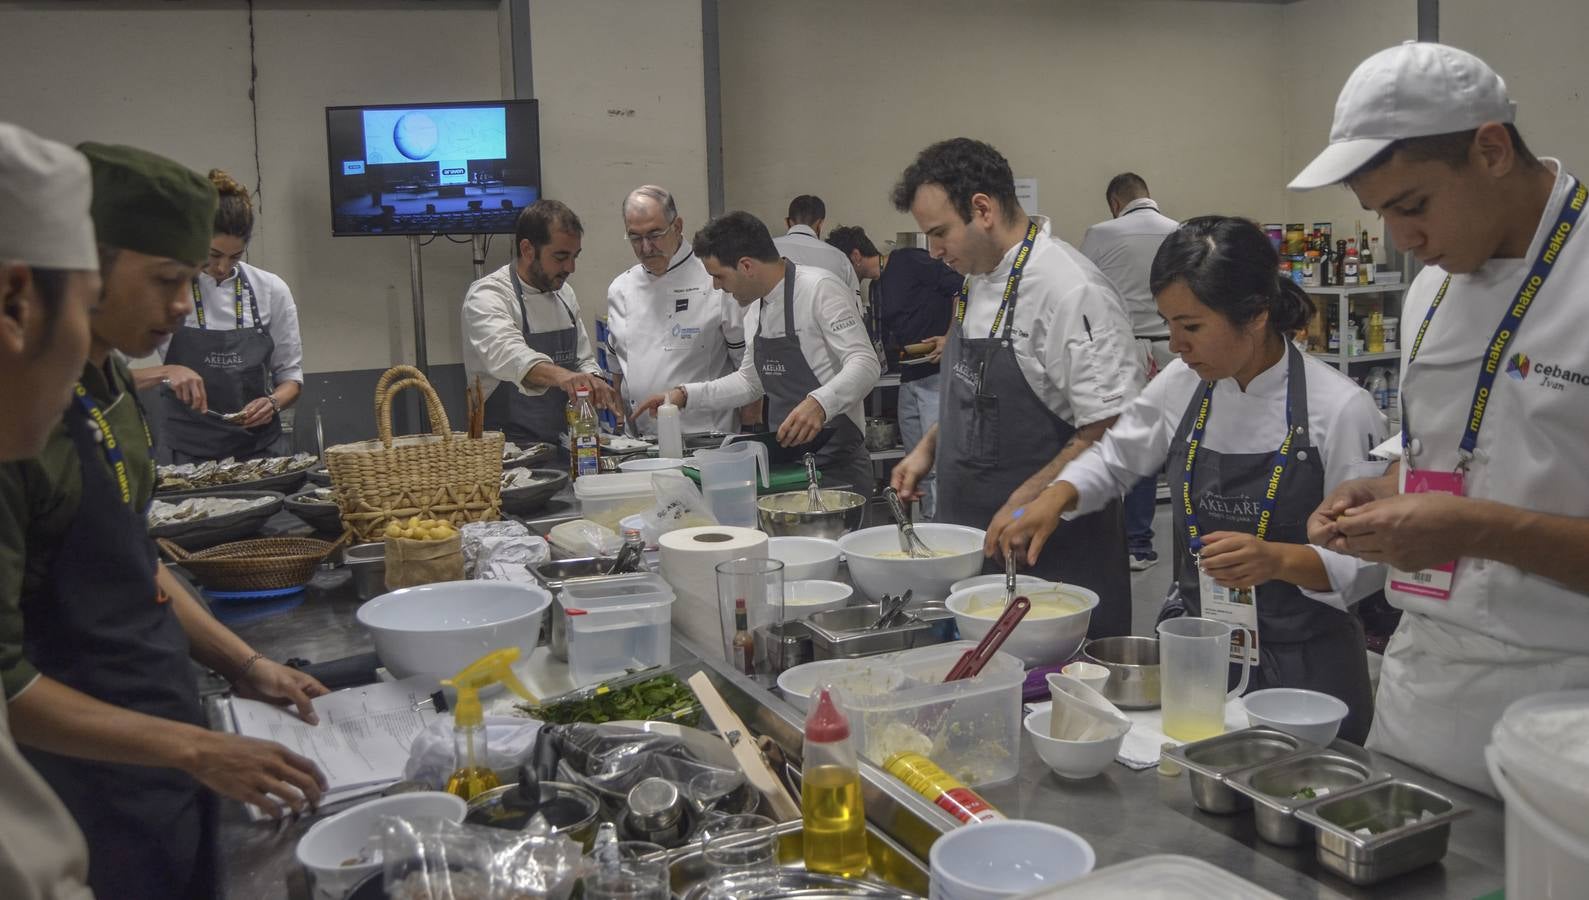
375, 372, 454, 449
375, 365, 427, 397
157, 537, 192, 562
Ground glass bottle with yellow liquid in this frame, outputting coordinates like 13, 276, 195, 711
801, 686, 868, 879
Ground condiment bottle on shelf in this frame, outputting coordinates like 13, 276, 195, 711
802, 686, 868, 878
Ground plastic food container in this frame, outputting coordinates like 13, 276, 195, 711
816, 641, 1025, 787
1017, 853, 1282, 898
571, 472, 656, 532
1486, 689, 1589, 900
560, 573, 675, 687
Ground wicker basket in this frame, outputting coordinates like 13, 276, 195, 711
326, 365, 504, 541
158, 536, 338, 592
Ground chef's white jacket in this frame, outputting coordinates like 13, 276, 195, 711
606, 244, 746, 434
1079, 198, 1181, 341
682, 264, 879, 432
461, 264, 601, 399
1060, 352, 1389, 610
773, 225, 862, 301
156, 261, 304, 385
960, 217, 1144, 428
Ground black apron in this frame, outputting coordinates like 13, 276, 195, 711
483, 269, 581, 447
21, 370, 215, 899
935, 283, 1132, 639
1168, 345, 1374, 744
161, 269, 282, 462
756, 261, 875, 507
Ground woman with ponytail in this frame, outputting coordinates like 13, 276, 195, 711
993, 215, 1386, 741
135, 169, 304, 461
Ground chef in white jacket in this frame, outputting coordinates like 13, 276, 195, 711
1299, 42, 1589, 793
605, 185, 754, 436
997, 216, 1386, 741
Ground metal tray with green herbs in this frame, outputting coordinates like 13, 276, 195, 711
519, 668, 702, 726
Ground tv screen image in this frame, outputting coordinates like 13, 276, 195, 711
326, 99, 540, 236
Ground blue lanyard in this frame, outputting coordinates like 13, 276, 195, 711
954, 220, 1040, 339
192, 269, 261, 330
1402, 179, 1587, 466
1181, 381, 1296, 555
72, 382, 153, 507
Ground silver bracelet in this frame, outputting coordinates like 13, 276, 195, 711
233, 652, 267, 683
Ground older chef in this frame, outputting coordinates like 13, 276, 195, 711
889, 138, 1144, 638
0, 121, 99, 900
606, 185, 756, 435
1301, 42, 1589, 794
635, 212, 881, 501
463, 199, 619, 447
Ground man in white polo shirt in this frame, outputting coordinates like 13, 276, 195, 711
1300, 41, 1589, 795
773, 194, 862, 302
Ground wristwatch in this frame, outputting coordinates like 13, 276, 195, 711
267, 395, 280, 413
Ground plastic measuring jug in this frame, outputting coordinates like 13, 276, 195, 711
692, 442, 770, 527
1157, 616, 1251, 742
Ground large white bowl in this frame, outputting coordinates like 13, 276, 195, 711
618, 457, 686, 473
929, 819, 1095, 898
837, 523, 986, 602
766, 536, 842, 581
1243, 688, 1348, 745
1024, 707, 1129, 781
945, 583, 1099, 668
948, 574, 1055, 596
355, 580, 551, 682
776, 658, 907, 713
782, 579, 853, 619
296, 791, 466, 898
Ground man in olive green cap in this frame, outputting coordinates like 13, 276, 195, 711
0, 142, 329, 899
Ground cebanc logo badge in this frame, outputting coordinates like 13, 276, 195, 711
1509, 351, 1589, 393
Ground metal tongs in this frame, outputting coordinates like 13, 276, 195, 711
869, 590, 915, 631
883, 486, 934, 559
1004, 548, 1019, 610
803, 452, 826, 512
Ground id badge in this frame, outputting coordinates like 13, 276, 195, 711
1199, 567, 1260, 666
1388, 468, 1465, 600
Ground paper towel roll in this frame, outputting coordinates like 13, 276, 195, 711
659, 525, 768, 651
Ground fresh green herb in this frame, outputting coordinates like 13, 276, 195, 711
519, 674, 701, 725
1292, 786, 1318, 800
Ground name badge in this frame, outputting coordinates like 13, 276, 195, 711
1199, 567, 1260, 666
1387, 468, 1464, 600
675, 297, 689, 313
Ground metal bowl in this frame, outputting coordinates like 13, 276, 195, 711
757, 490, 866, 539
1082, 636, 1161, 709
342, 542, 386, 602
500, 468, 569, 516
465, 778, 601, 847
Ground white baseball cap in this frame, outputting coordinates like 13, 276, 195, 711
0, 122, 98, 270
1289, 41, 1517, 191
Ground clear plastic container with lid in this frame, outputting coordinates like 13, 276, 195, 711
1018, 854, 1282, 898
560, 573, 675, 687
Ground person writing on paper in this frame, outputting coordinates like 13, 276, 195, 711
0, 143, 328, 900
634, 211, 881, 501
1298, 42, 1589, 793
0, 121, 102, 900
132, 170, 303, 462
993, 216, 1386, 741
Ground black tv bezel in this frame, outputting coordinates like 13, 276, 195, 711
324, 98, 541, 237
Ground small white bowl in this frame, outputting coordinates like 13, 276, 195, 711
948, 574, 1054, 596
618, 457, 686, 473
1024, 707, 1129, 780
776, 658, 904, 713
929, 819, 1095, 898
765, 536, 842, 581
782, 579, 853, 618
296, 791, 467, 898
1061, 661, 1111, 695
1243, 688, 1348, 745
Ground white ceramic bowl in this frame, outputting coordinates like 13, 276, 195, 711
948, 574, 1054, 596
618, 457, 686, 473
837, 523, 986, 603
296, 791, 466, 899
1023, 707, 1129, 781
355, 580, 551, 682
776, 658, 906, 713
944, 583, 1099, 668
782, 579, 853, 618
766, 536, 842, 581
929, 819, 1095, 898
1243, 688, 1348, 745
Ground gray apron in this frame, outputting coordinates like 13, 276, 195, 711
483, 269, 581, 447
936, 319, 1132, 638
160, 270, 281, 462
1168, 344, 1374, 743
756, 261, 874, 506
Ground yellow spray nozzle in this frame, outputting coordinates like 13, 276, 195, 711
440, 647, 541, 727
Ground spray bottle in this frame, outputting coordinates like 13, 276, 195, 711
442, 647, 540, 801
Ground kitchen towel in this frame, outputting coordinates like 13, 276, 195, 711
658, 525, 768, 653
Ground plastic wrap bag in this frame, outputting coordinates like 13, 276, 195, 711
547, 520, 622, 557
641, 471, 718, 537
404, 716, 544, 790
461, 522, 546, 578
479, 561, 537, 585
380, 815, 580, 900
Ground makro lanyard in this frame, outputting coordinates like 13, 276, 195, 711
72, 382, 153, 507
1400, 178, 1587, 466
954, 220, 1040, 339
1181, 381, 1296, 556
192, 269, 261, 330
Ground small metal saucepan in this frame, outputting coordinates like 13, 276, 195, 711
1082, 635, 1161, 709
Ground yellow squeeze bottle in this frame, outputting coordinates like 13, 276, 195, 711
442, 648, 540, 801
801, 686, 869, 878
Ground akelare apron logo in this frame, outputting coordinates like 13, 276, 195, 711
831, 315, 858, 333
1507, 353, 1531, 380
760, 360, 786, 375
203, 351, 244, 368
1197, 492, 1263, 520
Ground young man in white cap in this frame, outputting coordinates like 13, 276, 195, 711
1298, 41, 1589, 795
0, 120, 101, 899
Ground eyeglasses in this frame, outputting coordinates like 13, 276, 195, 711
626, 222, 677, 247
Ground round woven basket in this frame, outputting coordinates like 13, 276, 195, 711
158, 536, 338, 592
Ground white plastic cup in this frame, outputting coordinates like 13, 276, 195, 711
1061, 661, 1110, 694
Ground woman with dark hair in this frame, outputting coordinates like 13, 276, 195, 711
135, 169, 304, 462
993, 215, 1386, 741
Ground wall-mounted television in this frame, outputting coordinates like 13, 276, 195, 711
326, 99, 540, 236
